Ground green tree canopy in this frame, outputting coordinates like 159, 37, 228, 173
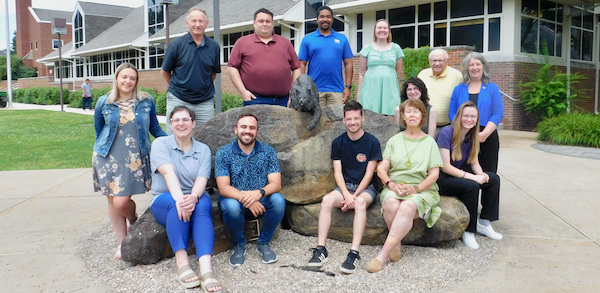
1, 55, 36, 80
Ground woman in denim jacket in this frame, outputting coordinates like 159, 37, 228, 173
93, 62, 167, 259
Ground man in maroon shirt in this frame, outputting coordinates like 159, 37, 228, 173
227, 8, 302, 107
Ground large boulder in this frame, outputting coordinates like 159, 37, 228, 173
194, 104, 398, 204
121, 192, 278, 265
286, 196, 469, 245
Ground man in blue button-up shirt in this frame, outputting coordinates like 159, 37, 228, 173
215, 114, 286, 267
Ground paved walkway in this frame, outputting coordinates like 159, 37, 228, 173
1, 105, 599, 292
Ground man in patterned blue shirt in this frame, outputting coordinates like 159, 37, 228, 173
215, 114, 286, 267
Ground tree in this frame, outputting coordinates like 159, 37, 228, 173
11, 31, 17, 54
0, 55, 36, 80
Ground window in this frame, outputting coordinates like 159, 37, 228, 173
148, 0, 165, 36
74, 11, 84, 48
377, 0, 502, 52
304, 0, 344, 34
35, 40, 38, 50
148, 45, 164, 69
55, 60, 72, 79
356, 13, 363, 52
570, 7, 593, 61
521, 0, 563, 56
52, 39, 64, 49
222, 30, 253, 63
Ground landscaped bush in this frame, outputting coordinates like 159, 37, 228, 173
519, 42, 588, 120
536, 112, 600, 148
221, 93, 243, 112
69, 87, 111, 109
13, 87, 72, 105
402, 46, 430, 80
155, 91, 167, 115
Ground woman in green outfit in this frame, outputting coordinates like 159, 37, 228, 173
367, 99, 443, 273
356, 19, 404, 122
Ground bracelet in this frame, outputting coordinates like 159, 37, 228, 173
385, 180, 394, 187
414, 185, 421, 193
462, 171, 466, 178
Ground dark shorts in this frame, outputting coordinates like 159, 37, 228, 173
334, 182, 378, 203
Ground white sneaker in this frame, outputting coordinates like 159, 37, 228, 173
461, 231, 479, 250
477, 223, 503, 240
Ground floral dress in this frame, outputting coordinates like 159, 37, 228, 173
92, 99, 151, 196
359, 43, 404, 116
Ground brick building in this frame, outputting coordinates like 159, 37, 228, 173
16, 0, 600, 130
15, 0, 73, 77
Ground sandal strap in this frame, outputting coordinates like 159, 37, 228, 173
200, 271, 215, 281
201, 272, 222, 292
177, 264, 197, 281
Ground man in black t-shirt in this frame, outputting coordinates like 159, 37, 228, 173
307, 101, 382, 274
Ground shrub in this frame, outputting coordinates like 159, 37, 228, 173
519, 42, 588, 120
69, 87, 111, 109
12, 87, 70, 105
402, 46, 430, 80
221, 93, 243, 112
155, 91, 167, 115
536, 112, 600, 147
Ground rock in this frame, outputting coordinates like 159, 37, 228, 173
286, 196, 469, 245
194, 104, 398, 205
121, 192, 279, 265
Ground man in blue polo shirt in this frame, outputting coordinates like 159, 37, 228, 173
161, 8, 221, 134
215, 114, 286, 267
299, 6, 354, 108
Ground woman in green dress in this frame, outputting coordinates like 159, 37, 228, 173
356, 19, 404, 122
367, 99, 443, 273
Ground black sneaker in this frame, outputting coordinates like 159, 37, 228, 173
307, 246, 328, 267
340, 250, 360, 274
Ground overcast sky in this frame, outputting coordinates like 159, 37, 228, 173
1, 0, 144, 52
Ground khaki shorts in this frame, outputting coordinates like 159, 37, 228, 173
318, 92, 343, 108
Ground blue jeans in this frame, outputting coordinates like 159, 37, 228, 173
82, 96, 92, 110
151, 192, 214, 258
218, 193, 286, 246
243, 94, 289, 107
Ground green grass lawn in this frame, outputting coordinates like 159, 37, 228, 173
0, 110, 96, 171
0, 110, 167, 171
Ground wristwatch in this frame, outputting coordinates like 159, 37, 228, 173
345, 84, 352, 90
259, 188, 266, 196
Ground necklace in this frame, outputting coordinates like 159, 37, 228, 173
402, 134, 425, 168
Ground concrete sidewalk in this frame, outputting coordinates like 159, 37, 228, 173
1, 130, 599, 292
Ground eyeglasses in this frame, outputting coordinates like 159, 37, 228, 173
462, 114, 478, 120
170, 117, 192, 123
430, 59, 447, 63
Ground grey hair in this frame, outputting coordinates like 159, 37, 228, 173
187, 8, 207, 21
429, 48, 449, 60
461, 52, 491, 85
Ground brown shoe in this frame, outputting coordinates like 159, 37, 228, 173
366, 258, 385, 273
389, 247, 402, 262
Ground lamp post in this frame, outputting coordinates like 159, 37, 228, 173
52, 18, 67, 112
156, 0, 178, 49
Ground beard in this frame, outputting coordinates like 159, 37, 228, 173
237, 132, 256, 146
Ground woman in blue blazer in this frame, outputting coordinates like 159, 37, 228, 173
448, 52, 504, 173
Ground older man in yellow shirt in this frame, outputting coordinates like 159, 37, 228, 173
417, 48, 463, 127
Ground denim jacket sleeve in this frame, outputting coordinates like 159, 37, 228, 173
93, 95, 108, 139
147, 95, 168, 138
